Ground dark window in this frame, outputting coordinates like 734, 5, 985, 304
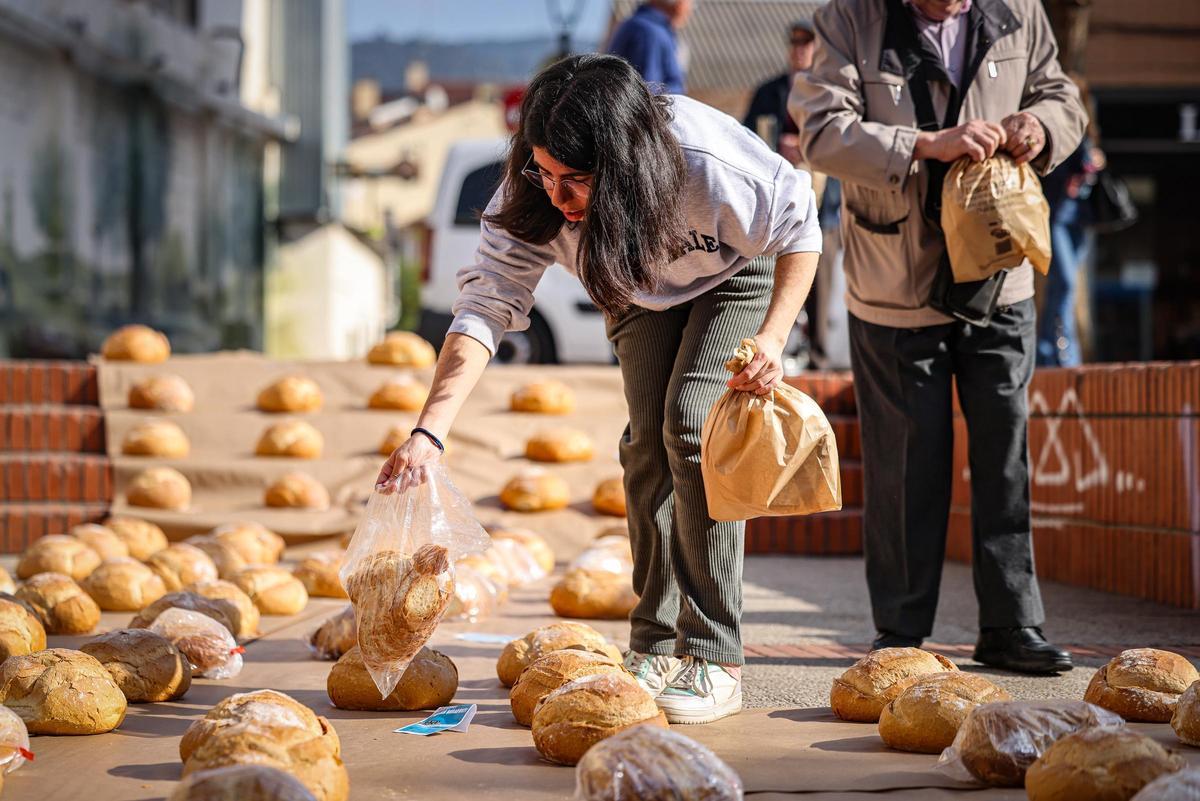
454, 162, 504, 226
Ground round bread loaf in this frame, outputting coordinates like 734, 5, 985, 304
186, 536, 250, 580
308, 605, 356, 661
101, 324, 170, 362
182, 721, 347, 801
830, 647, 958, 722
1084, 648, 1200, 722
81, 557, 168, 611
179, 687, 335, 765
377, 425, 407, 456
1171, 680, 1200, 747
510, 649, 625, 726
17, 534, 101, 581
264, 472, 330, 510
575, 724, 744, 801
497, 622, 623, 688
186, 580, 260, 638
1025, 726, 1185, 801
510, 380, 575, 414
367, 377, 429, 411
878, 672, 1011, 753
490, 538, 547, 584
952, 700, 1128, 787
255, 420, 324, 459
81, 628, 191, 703
168, 764, 319, 801
293, 551, 346, 598
488, 527, 555, 574
367, 331, 436, 367
128, 374, 195, 412
0, 565, 13, 594
550, 568, 638, 621
127, 466, 192, 511
15, 572, 101, 634
69, 523, 130, 561
445, 563, 501, 622
592, 477, 627, 517
257, 376, 324, 413
0, 598, 46, 660
130, 590, 240, 636
457, 552, 511, 600
500, 469, 570, 512
122, 419, 191, 457
147, 543, 219, 591
233, 566, 309, 615
104, 516, 169, 560
1131, 767, 1200, 801
571, 537, 634, 574
149, 608, 243, 680
328, 645, 457, 711
211, 522, 286, 564
0, 648, 127, 734
525, 428, 594, 463
532, 672, 667, 766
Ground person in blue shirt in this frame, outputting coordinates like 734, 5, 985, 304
607, 1, 692, 94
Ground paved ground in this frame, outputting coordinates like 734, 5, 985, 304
738, 555, 1200, 709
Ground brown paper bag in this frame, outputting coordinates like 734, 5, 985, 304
942, 154, 1051, 283
700, 339, 842, 522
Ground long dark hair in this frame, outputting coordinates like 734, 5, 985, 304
483, 54, 687, 317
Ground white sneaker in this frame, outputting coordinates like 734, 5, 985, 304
655, 656, 743, 724
622, 650, 683, 699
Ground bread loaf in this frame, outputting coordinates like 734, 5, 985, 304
550, 568, 638, 620
1131, 767, 1200, 801
180, 689, 331, 762
122, 419, 191, 457
1171, 680, 1200, 747
878, 672, 1011, 753
510, 649, 625, 726
255, 420, 324, 459
17, 534, 101, 580
571, 536, 634, 574
129, 374, 194, 412
497, 622, 623, 688
511, 380, 575, 414
187, 536, 250, 580
147, 543, 219, 591
69, 523, 130, 561
104, 516, 169, 560
210, 522, 285, 564
150, 608, 243, 680
487, 526, 555, 574
15, 572, 101, 634
457, 552, 511, 599
293, 551, 347, 598
575, 725, 744, 801
257, 376, 324, 413
1084, 648, 1200, 722
0, 648, 127, 734
328, 645, 457, 711
168, 764, 318, 801
445, 564, 500, 622
264, 473, 330, 510
489, 538, 547, 585
308, 605, 356, 661
127, 466, 192, 511
526, 428, 594, 463
130, 591, 240, 636
186, 580, 260, 638
1025, 726, 1184, 801
367, 377, 428, 411
367, 331, 435, 367
101, 324, 170, 362
500, 469, 570, 512
233, 566, 309, 615
0, 565, 13, 594
377, 425, 406, 456
592, 477, 627, 517
830, 647, 958, 722
81, 557, 168, 611
81, 628, 191, 702
532, 672, 667, 766
0, 598, 46, 660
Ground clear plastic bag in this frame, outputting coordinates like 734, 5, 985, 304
936, 700, 1125, 787
446, 563, 501, 623
340, 462, 488, 697
574, 724, 743, 800
306, 604, 356, 661
490, 538, 547, 585
569, 539, 633, 575
0, 706, 31, 774
150, 607, 245, 679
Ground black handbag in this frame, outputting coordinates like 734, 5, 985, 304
1088, 169, 1138, 234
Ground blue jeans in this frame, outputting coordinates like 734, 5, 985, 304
1036, 198, 1086, 366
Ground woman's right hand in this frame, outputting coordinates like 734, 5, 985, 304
375, 433, 443, 494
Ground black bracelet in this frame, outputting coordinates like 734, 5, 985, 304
411, 427, 445, 453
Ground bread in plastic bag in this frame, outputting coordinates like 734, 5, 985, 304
700, 339, 842, 521
446, 563, 501, 623
339, 463, 488, 697
149, 607, 244, 680
0, 706, 31, 774
307, 604, 357, 661
942, 153, 1051, 283
574, 723, 743, 800
935, 699, 1125, 786
458, 552, 512, 599
490, 538, 547, 585
570, 538, 633, 575
169, 764, 318, 801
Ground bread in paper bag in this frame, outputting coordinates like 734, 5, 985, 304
700, 339, 841, 521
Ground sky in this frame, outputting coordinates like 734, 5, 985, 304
347, 0, 614, 43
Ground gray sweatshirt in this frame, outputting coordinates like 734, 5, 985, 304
450, 95, 823, 355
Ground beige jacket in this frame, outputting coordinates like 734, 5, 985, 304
790, 0, 1086, 328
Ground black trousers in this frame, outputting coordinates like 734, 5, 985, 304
848, 299, 1045, 639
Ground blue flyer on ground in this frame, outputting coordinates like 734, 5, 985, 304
395, 704, 478, 736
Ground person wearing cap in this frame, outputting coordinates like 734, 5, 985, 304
743, 20, 817, 166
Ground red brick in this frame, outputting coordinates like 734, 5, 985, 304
5, 409, 25, 450
7, 364, 27, 407
81, 410, 104, 453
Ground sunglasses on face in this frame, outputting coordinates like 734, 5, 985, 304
521, 154, 593, 200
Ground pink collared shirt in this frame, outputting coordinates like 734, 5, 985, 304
905, 0, 972, 88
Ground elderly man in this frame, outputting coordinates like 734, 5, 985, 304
791, 0, 1086, 673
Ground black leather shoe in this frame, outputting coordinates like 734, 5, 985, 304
973, 627, 1073, 674
872, 631, 924, 650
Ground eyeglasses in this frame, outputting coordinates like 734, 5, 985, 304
521, 154, 592, 199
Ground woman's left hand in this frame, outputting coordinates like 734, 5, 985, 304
727, 334, 785, 396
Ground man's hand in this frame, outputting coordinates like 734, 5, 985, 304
914, 120, 1007, 163
1000, 111, 1046, 165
